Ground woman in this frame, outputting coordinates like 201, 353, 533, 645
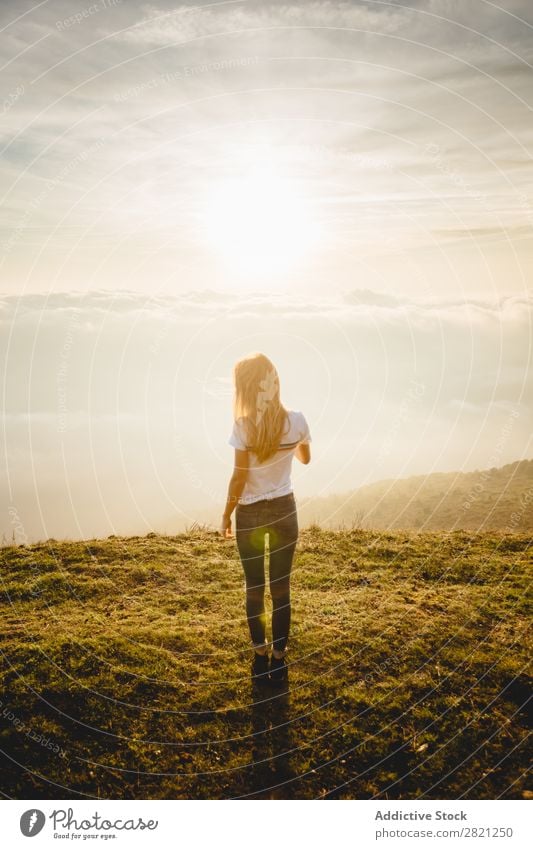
220, 352, 312, 684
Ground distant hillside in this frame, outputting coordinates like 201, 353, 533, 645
297, 459, 533, 533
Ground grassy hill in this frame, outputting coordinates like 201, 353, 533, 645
298, 459, 533, 532
0, 527, 530, 800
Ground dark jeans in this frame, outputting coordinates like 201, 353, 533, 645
235, 491, 299, 653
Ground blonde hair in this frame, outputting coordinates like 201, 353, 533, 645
232, 352, 289, 463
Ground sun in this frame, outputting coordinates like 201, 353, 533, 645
201, 169, 320, 276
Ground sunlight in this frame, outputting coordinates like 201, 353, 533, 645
202, 168, 321, 276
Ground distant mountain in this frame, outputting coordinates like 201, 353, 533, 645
296, 459, 533, 533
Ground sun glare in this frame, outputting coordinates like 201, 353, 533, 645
202, 170, 320, 276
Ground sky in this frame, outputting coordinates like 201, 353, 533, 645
1, 0, 532, 540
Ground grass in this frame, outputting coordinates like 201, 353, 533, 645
0, 527, 531, 799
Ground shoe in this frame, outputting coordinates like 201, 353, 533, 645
269, 653, 288, 684
251, 651, 270, 681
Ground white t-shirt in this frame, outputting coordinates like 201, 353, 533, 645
228, 409, 312, 504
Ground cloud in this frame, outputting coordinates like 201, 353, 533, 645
432, 225, 533, 242
115, 2, 408, 47
1, 286, 531, 416
1, 0, 532, 296
1, 286, 531, 541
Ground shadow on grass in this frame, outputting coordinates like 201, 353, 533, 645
246, 678, 294, 799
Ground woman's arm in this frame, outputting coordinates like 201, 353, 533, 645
295, 442, 311, 465
221, 448, 249, 535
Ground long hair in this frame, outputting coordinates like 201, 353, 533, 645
232, 352, 289, 463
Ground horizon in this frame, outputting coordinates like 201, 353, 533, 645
4, 455, 532, 542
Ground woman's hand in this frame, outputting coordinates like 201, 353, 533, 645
220, 514, 234, 538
